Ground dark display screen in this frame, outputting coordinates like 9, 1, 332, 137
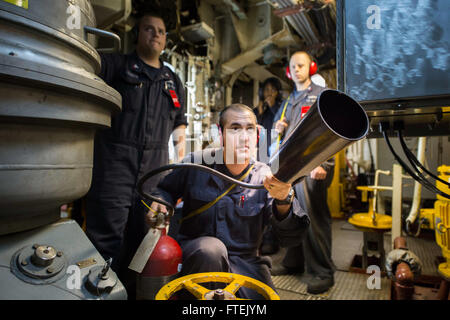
337, 0, 450, 108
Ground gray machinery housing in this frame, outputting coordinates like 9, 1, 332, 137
0, 0, 126, 299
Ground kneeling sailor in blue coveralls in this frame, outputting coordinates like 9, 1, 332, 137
146, 103, 310, 299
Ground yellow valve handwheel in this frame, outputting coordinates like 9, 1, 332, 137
437, 222, 448, 233
155, 272, 280, 300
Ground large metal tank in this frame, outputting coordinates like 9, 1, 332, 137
0, 0, 127, 299
0, 0, 121, 235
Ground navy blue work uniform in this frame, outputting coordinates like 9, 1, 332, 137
254, 100, 283, 252
273, 82, 325, 140
254, 100, 282, 136
274, 82, 336, 281
254, 100, 282, 162
85, 51, 187, 293
152, 148, 310, 299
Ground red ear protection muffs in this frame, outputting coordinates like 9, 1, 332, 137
286, 60, 318, 79
285, 66, 292, 80
257, 126, 260, 145
309, 61, 317, 76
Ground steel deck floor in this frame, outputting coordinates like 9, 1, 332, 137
268, 219, 443, 300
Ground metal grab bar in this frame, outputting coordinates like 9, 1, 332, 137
84, 26, 121, 53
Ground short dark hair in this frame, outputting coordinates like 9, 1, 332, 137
262, 77, 281, 92
261, 77, 282, 103
135, 10, 166, 30
219, 104, 256, 130
132, 10, 166, 43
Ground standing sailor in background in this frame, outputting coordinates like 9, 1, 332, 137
254, 77, 284, 154
85, 10, 187, 298
271, 51, 336, 295
253, 77, 284, 255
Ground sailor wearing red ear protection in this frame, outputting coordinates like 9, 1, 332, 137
270, 51, 336, 295
285, 57, 317, 80
273, 51, 322, 142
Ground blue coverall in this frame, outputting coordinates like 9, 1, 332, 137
85, 51, 187, 296
152, 148, 310, 299
273, 82, 336, 280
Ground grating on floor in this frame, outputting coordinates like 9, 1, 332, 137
272, 270, 391, 300
268, 218, 444, 300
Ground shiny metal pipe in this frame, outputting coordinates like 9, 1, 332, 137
269, 89, 369, 185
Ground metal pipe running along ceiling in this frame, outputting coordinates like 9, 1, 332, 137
274, 0, 321, 45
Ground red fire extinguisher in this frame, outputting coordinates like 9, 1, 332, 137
135, 227, 182, 300
130, 209, 183, 300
